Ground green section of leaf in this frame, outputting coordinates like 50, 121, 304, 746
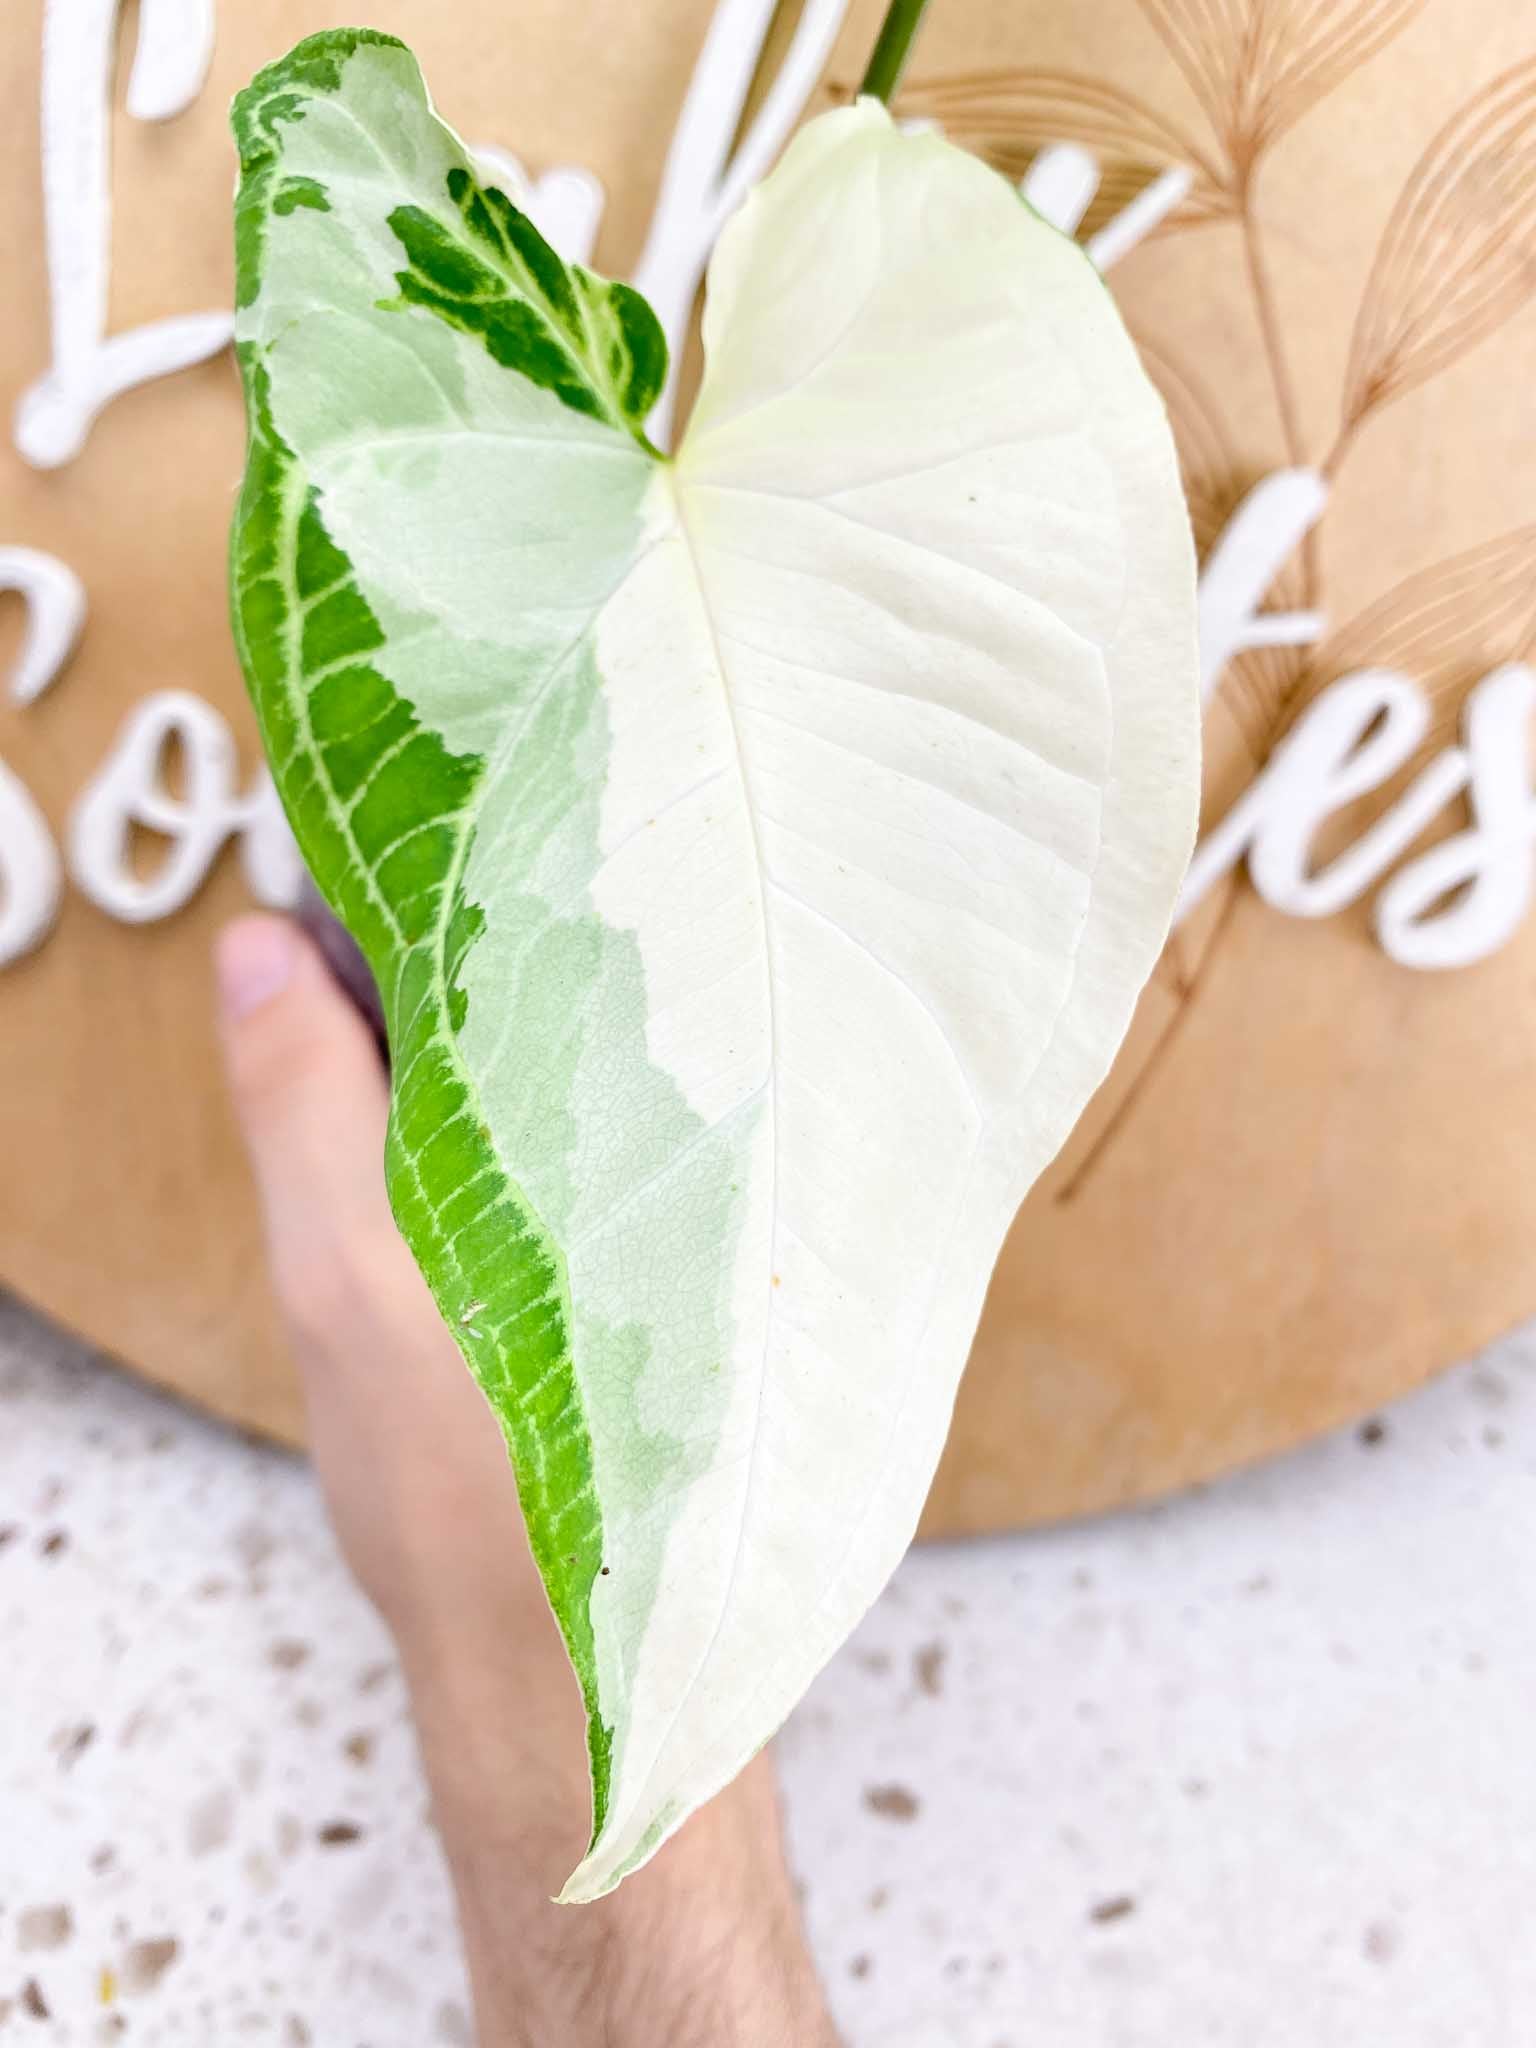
232, 27, 666, 452
274, 175, 330, 217
229, 37, 760, 1874
227, 37, 637, 1838
385, 171, 666, 436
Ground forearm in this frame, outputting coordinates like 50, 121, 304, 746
407, 1644, 841, 2048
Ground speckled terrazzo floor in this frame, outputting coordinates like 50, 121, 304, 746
4, 1292, 1536, 2047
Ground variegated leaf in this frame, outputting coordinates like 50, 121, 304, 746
230, 30, 1199, 1899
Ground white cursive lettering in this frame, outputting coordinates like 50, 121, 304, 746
1375, 665, 1536, 970
15, 0, 233, 469
67, 691, 300, 923
1196, 470, 1328, 703
1021, 144, 1195, 272
0, 547, 86, 706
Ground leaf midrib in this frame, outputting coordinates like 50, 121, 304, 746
588, 463, 784, 1835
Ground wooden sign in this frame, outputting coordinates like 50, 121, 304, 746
2, 0, 1534, 1536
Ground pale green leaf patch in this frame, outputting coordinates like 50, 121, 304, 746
230, 29, 1199, 1900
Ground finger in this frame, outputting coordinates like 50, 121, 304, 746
214, 917, 560, 1670
215, 912, 395, 1282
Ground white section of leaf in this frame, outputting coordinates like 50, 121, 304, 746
589, 520, 768, 1129
563, 102, 1200, 1898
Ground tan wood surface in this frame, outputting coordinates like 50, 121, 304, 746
2, 0, 1533, 1538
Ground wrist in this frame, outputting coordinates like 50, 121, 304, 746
408, 1660, 835, 2046
393, 1595, 834, 2046
441, 1795, 837, 2048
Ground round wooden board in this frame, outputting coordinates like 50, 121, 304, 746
3, 0, 1535, 1539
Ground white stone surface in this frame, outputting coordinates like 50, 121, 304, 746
2, 1290, 1534, 2046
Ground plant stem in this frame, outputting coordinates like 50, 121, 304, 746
858, 0, 934, 104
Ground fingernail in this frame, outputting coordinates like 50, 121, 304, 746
216, 918, 297, 1023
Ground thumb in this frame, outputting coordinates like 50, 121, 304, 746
215, 913, 395, 1296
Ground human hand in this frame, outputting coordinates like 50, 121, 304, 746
215, 912, 838, 2048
